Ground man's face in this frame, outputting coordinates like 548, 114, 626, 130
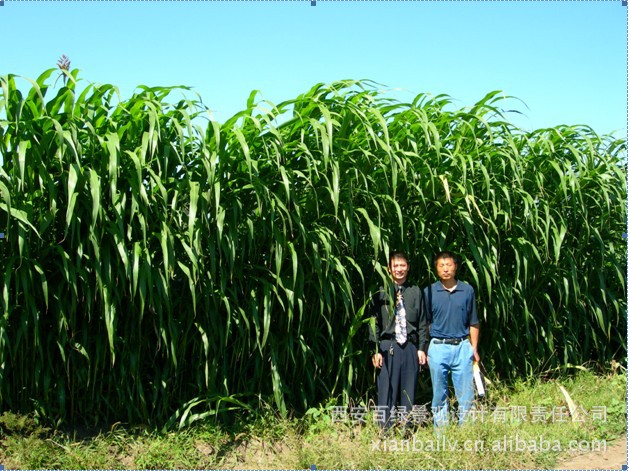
389, 257, 409, 285
435, 257, 457, 282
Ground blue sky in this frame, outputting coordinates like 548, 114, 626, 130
1, 1, 627, 137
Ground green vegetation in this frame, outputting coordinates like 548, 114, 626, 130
0, 371, 625, 469
0, 69, 625, 427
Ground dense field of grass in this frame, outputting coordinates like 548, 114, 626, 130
0, 370, 625, 469
0, 69, 625, 426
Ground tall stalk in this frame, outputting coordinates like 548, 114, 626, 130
0, 71, 625, 426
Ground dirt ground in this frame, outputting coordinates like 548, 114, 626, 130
556, 435, 627, 470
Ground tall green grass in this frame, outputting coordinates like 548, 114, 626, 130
0, 70, 625, 426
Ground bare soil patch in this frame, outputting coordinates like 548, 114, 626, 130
557, 435, 626, 470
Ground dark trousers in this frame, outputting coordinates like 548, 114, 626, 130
377, 341, 418, 428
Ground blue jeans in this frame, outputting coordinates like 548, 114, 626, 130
428, 338, 474, 427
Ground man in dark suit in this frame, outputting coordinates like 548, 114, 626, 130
369, 251, 428, 428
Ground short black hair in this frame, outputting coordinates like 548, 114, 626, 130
389, 251, 409, 265
434, 250, 458, 266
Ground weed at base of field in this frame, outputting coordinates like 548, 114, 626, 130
0, 370, 625, 469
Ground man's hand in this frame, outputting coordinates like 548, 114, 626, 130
470, 324, 480, 362
372, 353, 383, 368
417, 350, 427, 365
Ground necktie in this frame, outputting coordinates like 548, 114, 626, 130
395, 288, 407, 345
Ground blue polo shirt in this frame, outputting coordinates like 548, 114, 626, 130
424, 280, 479, 339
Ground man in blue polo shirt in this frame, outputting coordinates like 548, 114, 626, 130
425, 251, 480, 427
